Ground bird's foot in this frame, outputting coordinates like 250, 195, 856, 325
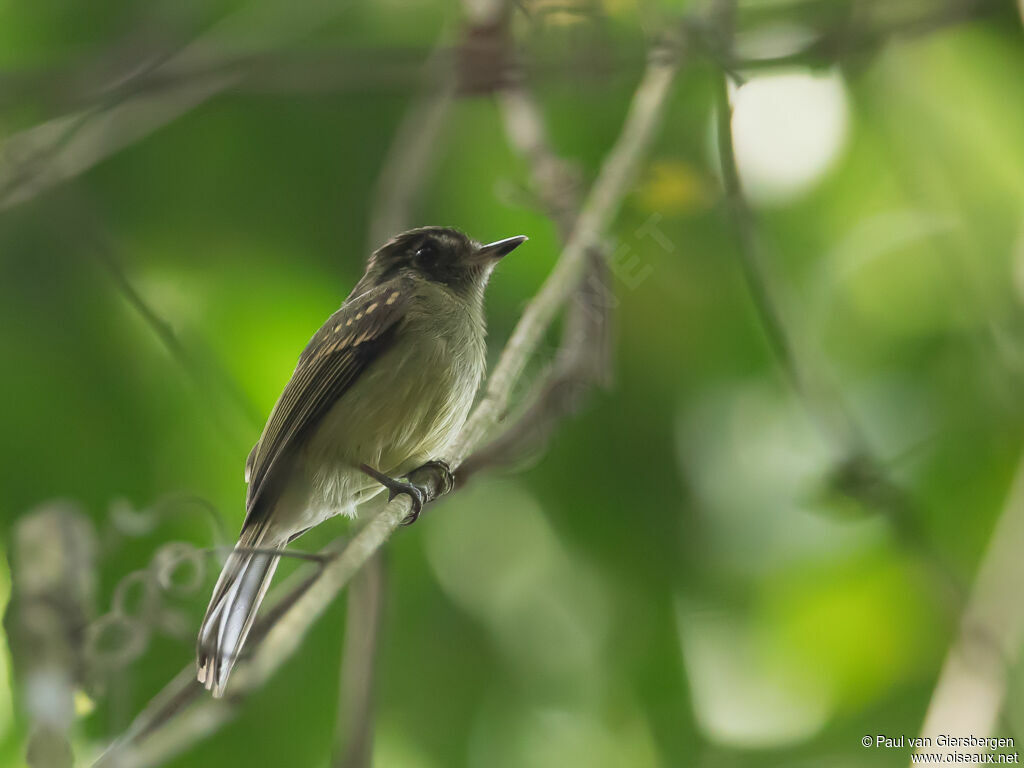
360, 460, 454, 525
408, 459, 456, 500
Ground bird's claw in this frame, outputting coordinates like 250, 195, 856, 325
408, 459, 455, 498
359, 460, 455, 526
359, 464, 424, 524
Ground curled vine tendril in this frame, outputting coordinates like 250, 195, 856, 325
81, 494, 225, 693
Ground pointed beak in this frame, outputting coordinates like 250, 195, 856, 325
475, 235, 528, 261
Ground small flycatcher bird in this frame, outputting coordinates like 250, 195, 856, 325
196, 227, 527, 696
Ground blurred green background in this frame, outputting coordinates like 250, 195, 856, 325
2, 0, 1024, 766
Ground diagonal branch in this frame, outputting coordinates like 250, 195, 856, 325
447, 46, 681, 467
712, 72, 817, 410
73, 204, 262, 447
457, 78, 613, 482
0, 0, 367, 211
913, 450, 1024, 761
90, 43, 682, 768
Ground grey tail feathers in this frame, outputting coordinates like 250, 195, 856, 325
196, 523, 283, 697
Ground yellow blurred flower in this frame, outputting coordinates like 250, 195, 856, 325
530, 0, 596, 25
636, 159, 716, 215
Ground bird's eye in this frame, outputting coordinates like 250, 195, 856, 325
414, 242, 438, 264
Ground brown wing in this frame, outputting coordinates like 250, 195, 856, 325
241, 277, 414, 531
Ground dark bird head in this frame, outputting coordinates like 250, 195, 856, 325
362, 226, 527, 300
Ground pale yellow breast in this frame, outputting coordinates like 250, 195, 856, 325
300, 284, 486, 512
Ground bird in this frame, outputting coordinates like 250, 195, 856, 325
196, 226, 527, 696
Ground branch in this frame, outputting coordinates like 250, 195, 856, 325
0, 0, 364, 211
712, 71, 812, 404
457, 78, 613, 482
1, 0, 997, 212
447, 45, 681, 467
456, 250, 612, 481
914, 452, 1024, 761
332, 552, 386, 768
91, 43, 681, 768
72, 204, 262, 446
0, 73, 235, 211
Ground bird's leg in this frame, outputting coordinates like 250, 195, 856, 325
359, 464, 424, 524
359, 460, 455, 525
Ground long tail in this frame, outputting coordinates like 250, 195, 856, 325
196, 523, 283, 697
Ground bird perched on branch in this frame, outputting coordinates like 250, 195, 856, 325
196, 227, 527, 696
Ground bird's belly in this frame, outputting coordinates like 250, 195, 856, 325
295, 331, 480, 523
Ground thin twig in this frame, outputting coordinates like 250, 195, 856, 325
68, 200, 261, 448
0, 0, 997, 211
0, 0, 365, 211
712, 73, 814, 405
458, 79, 613, 482
0, 73, 237, 211
1, 0, 996, 115
332, 552, 386, 768
712, 63, 964, 608
90, 46, 682, 768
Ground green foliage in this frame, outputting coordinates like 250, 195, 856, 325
1, 0, 1023, 766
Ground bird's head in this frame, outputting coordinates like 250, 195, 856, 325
363, 226, 527, 300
